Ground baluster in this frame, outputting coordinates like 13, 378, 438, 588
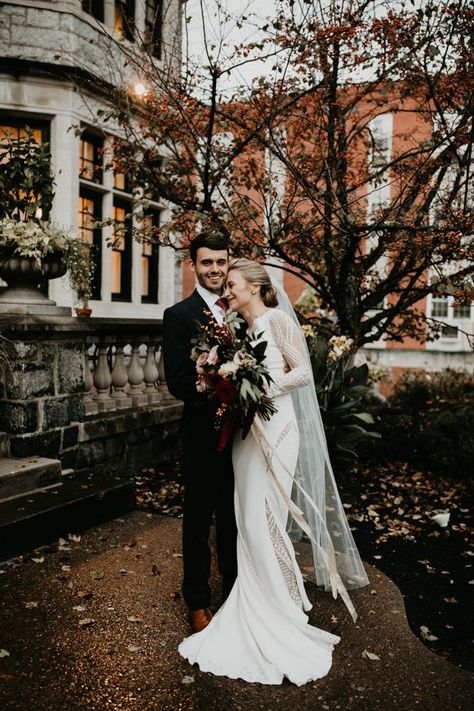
157, 347, 174, 402
111, 344, 133, 408
93, 344, 115, 411
127, 342, 147, 407
83, 348, 98, 415
143, 343, 160, 403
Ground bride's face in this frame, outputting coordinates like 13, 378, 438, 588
224, 269, 259, 313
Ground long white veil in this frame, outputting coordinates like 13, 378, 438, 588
272, 281, 369, 596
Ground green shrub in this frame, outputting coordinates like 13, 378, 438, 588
363, 369, 474, 480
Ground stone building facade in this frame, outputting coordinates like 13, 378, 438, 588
0, 0, 183, 317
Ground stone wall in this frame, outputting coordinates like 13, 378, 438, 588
0, 0, 182, 83
0, 321, 85, 461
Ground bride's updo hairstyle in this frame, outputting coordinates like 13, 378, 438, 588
228, 258, 279, 307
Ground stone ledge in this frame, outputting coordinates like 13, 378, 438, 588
0, 455, 61, 500
78, 401, 183, 442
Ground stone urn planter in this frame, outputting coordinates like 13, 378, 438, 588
0, 249, 67, 305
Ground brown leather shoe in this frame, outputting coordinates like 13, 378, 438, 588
188, 607, 213, 633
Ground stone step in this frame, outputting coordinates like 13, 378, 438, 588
0, 456, 62, 501
0, 471, 135, 561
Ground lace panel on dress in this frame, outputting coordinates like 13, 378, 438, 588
266, 310, 312, 394
265, 501, 302, 608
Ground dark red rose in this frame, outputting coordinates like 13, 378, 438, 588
215, 379, 237, 404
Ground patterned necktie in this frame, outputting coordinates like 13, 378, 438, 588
215, 297, 229, 313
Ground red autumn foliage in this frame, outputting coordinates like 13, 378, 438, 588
97, 0, 473, 347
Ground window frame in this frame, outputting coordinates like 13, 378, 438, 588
78, 188, 103, 300
140, 207, 160, 304
81, 0, 105, 22
114, 0, 136, 42
79, 132, 104, 184
145, 0, 162, 59
111, 196, 133, 302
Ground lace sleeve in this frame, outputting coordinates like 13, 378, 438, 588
267, 310, 312, 395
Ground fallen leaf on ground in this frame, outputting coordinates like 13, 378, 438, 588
76, 591, 93, 599
362, 650, 380, 661
90, 571, 104, 580
0, 650, 10, 658
73, 605, 86, 612
127, 616, 143, 623
31, 557, 44, 563
181, 675, 194, 685
24, 601, 38, 608
78, 618, 95, 627
420, 625, 438, 642
127, 645, 141, 652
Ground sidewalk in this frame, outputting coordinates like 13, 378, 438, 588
0, 511, 472, 711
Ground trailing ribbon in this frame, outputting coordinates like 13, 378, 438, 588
251, 417, 358, 623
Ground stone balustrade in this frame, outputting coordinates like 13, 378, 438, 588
83, 332, 174, 416
0, 314, 182, 478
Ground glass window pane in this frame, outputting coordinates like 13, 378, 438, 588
452, 303, 471, 319
431, 298, 448, 318
80, 135, 103, 183
111, 198, 132, 301
82, 0, 104, 22
115, 0, 135, 41
78, 190, 102, 300
141, 255, 149, 295
112, 250, 122, 293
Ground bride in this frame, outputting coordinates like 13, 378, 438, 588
178, 258, 369, 686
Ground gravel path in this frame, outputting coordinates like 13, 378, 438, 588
0, 511, 472, 711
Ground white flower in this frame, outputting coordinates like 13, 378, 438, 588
328, 334, 354, 361
218, 361, 239, 377
233, 350, 256, 368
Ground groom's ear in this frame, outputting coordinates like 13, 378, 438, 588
189, 259, 196, 273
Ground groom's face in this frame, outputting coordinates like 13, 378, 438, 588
191, 247, 229, 295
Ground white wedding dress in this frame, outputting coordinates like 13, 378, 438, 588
178, 309, 340, 685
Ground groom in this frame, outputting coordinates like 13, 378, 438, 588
162, 233, 238, 633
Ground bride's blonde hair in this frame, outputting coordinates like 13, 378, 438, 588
228, 258, 278, 307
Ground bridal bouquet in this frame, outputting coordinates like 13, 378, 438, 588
191, 310, 277, 451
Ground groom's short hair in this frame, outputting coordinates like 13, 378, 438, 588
190, 232, 229, 263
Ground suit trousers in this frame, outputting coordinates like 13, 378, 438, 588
181, 407, 238, 610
